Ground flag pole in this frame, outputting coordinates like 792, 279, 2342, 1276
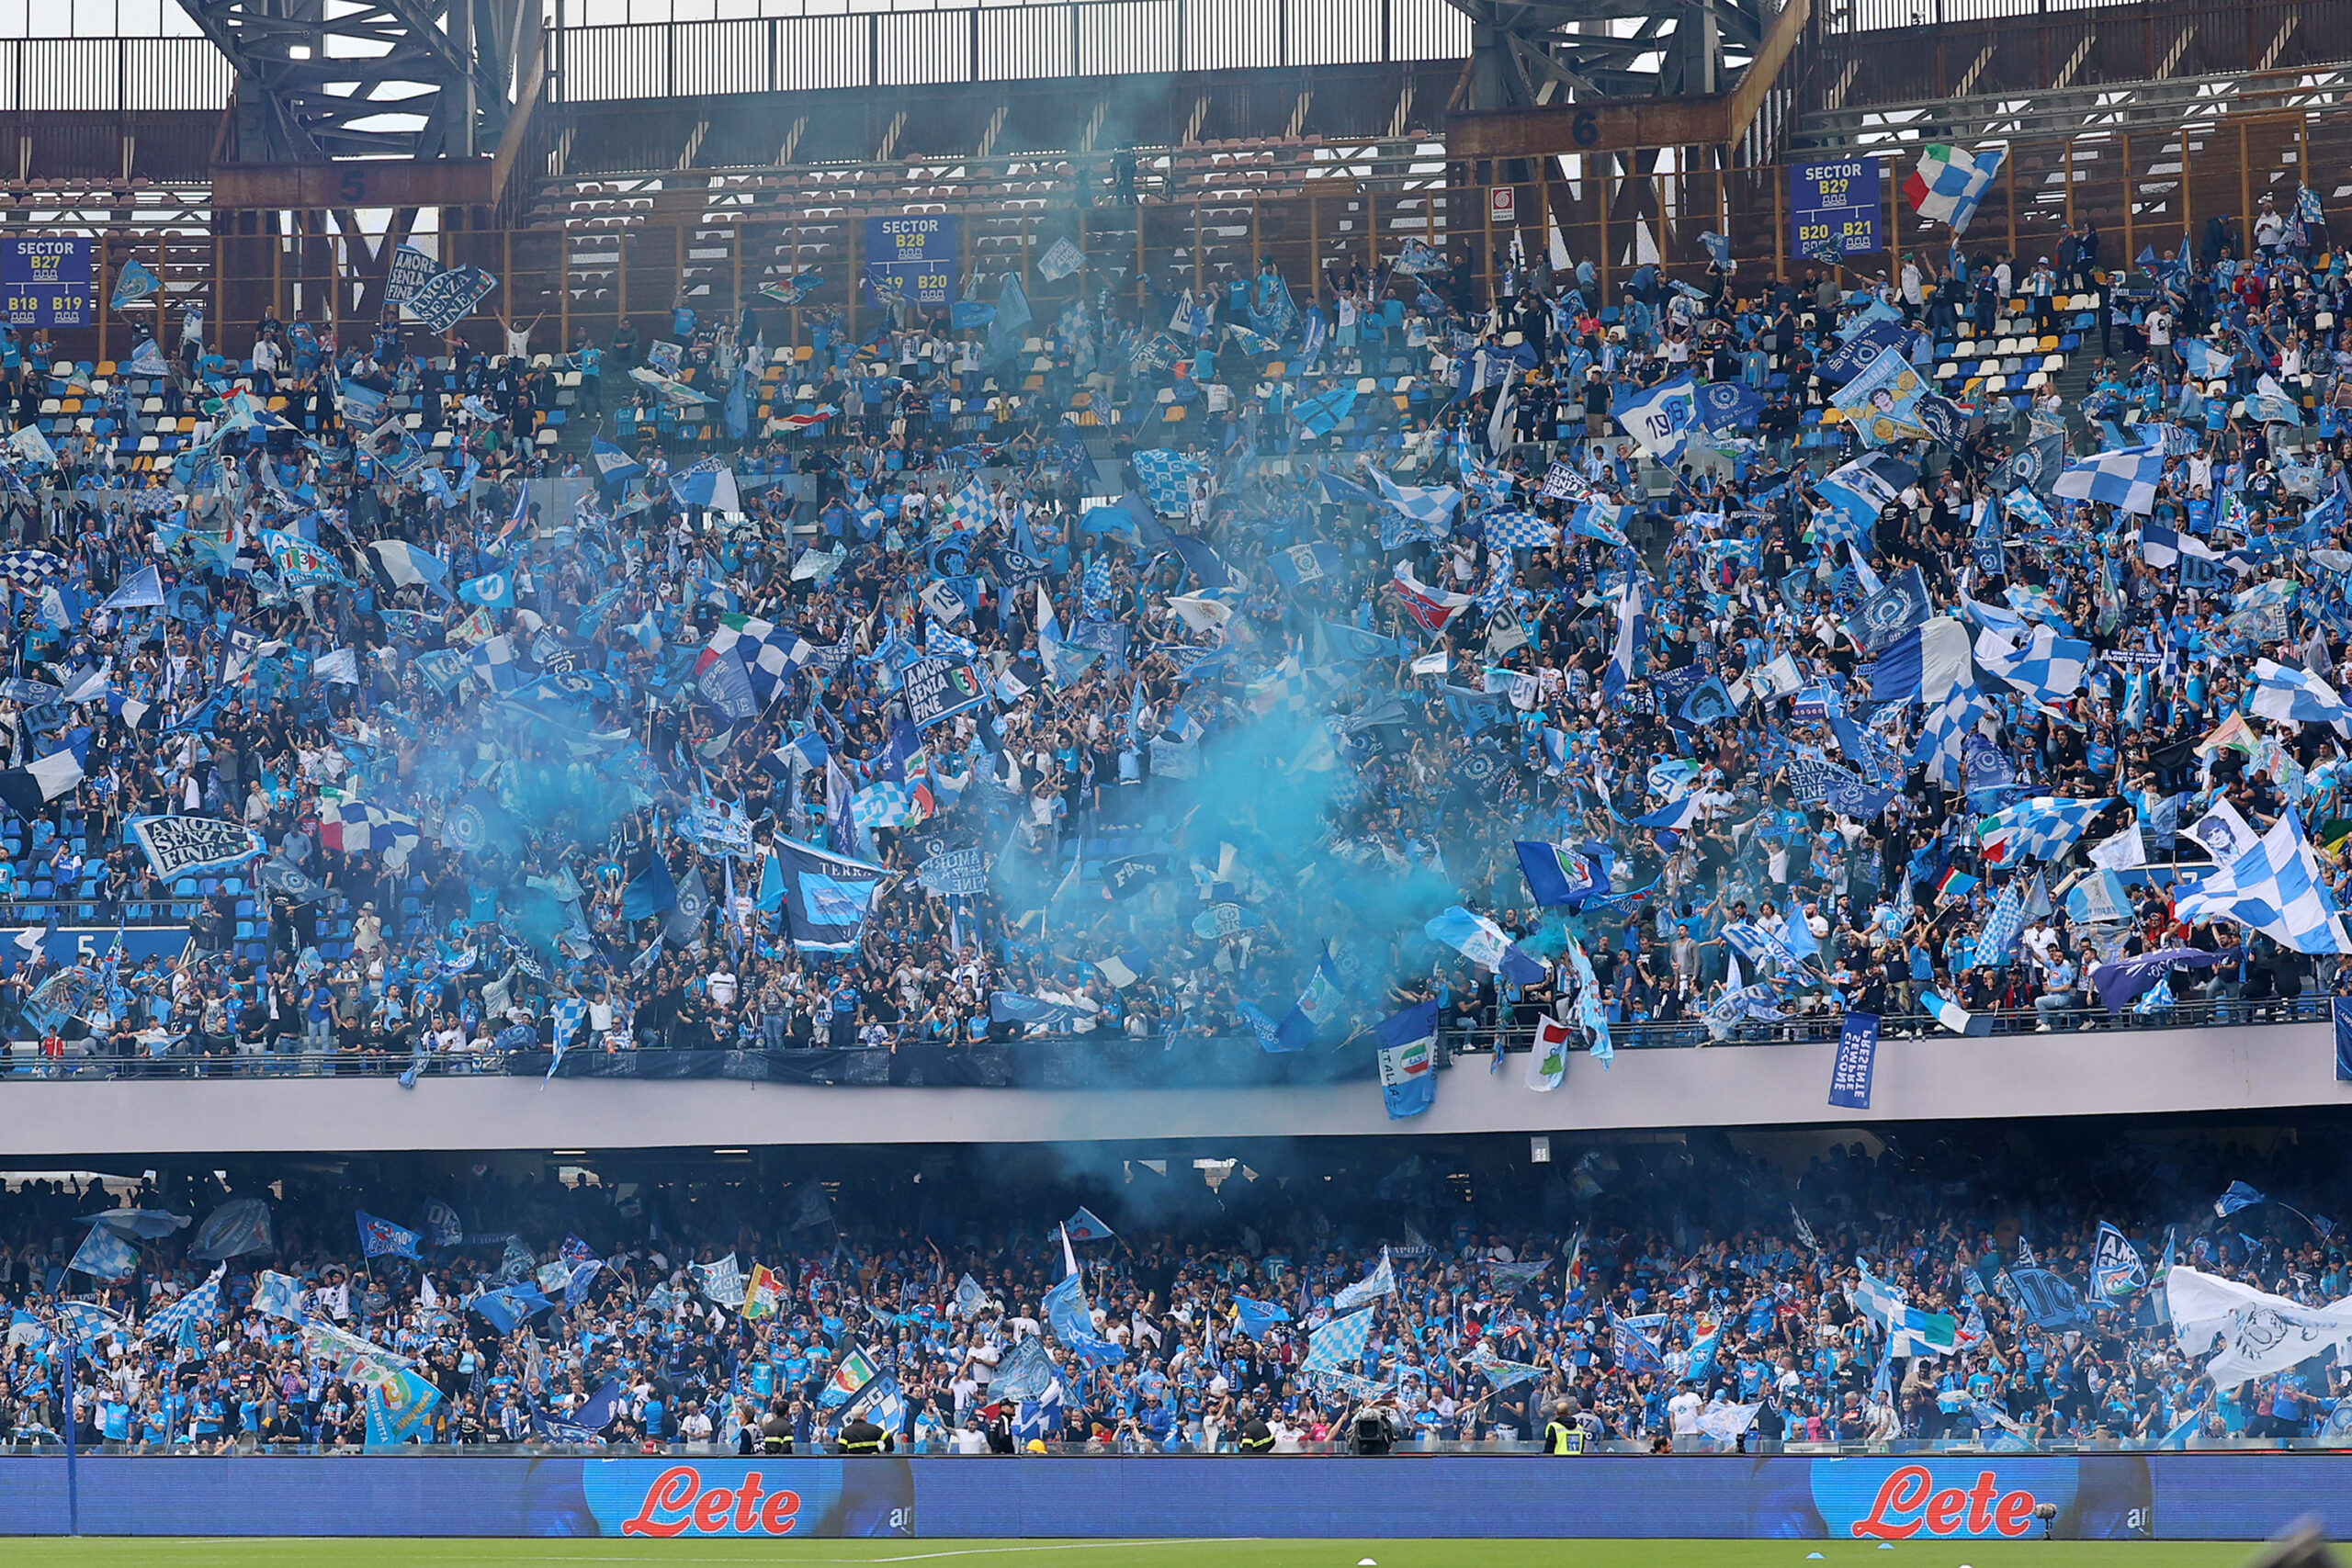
62, 1317, 79, 1536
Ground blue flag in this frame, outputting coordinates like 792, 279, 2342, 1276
1374, 999, 1439, 1119
356, 1212, 422, 1259
2214, 1181, 2267, 1217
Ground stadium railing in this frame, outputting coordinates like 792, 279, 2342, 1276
3, 994, 2335, 1085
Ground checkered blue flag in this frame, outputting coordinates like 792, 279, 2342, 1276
1301, 1305, 1374, 1372
1910, 685, 1985, 788
2252, 659, 2352, 728
1975, 880, 2027, 966
58, 1300, 127, 1342
1129, 448, 1204, 516
2174, 807, 2352, 954
1978, 796, 2115, 866
2053, 445, 2165, 514
946, 483, 994, 532
1476, 509, 1558, 549
142, 1266, 225, 1342
1982, 625, 2091, 704
1904, 143, 2004, 235
926, 620, 979, 659
1368, 467, 1462, 533
1476, 556, 1524, 615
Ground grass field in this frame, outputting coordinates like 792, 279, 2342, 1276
0, 1540, 2281, 1568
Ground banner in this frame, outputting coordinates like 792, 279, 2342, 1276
129, 815, 266, 882
1831, 347, 1935, 446
774, 837, 890, 952
900, 657, 991, 728
1828, 1011, 1878, 1109
913, 845, 988, 897
406, 265, 498, 333
383, 244, 440, 307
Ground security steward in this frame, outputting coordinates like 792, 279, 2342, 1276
1543, 1400, 1582, 1454
840, 1411, 893, 1454
760, 1400, 795, 1455
1236, 1404, 1276, 1454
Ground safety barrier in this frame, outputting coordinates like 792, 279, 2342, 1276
0, 1451, 2330, 1537
5, 995, 2335, 1083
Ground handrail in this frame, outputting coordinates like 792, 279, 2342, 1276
3, 996, 2331, 1083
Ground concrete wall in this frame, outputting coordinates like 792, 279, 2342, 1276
0, 1021, 2341, 1156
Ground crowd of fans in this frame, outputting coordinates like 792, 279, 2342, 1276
0, 180, 2349, 1079
1, 1127, 2346, 1451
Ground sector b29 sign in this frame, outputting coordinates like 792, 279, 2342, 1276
1789, 159, 1882, 261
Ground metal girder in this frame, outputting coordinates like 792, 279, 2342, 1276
171, 0, 534, 164
1448, 0, 1807, 153
1792, 62, 2352, 148
1448, 0, 1768, 114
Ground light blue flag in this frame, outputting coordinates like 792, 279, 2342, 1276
254, 1270, 306, 1322
1233, 1297, 1292, 1339
1332, 1248, 1396, 1311
1043, 1270, 1125, 1365
364, 1367, 444, 1445
111, 258, 164, 310
101, 566, 165, 611
457, 569, 515, 610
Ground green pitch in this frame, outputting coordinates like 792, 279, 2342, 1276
1, 1539, 2269, 1568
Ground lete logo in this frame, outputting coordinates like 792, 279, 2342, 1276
1850, 1466, 2038, 1540
622, 1466, 803, 1536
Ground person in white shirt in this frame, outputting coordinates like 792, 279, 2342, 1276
502, 313, 541, 364
1668, 1381, 1704, 1438
2145, 304, 2175, 374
